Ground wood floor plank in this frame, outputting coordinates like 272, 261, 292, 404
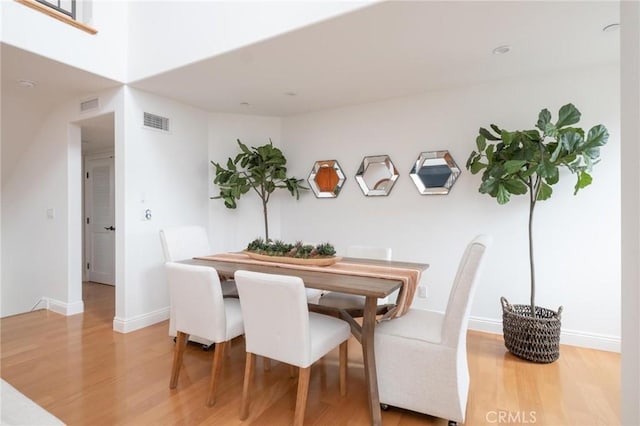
0, 283, 620, 425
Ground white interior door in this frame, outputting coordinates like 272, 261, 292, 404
84, 156, 115, 285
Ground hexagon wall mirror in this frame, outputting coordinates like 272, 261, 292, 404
409, 150, 461, 195
307, 160, 346, 198
355, 155, 399, 196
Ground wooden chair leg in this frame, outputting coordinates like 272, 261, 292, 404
169, 331, 189, 389
240, 352, 255, 420
263, 357, 271, 371
293, 367, 311, 426
339, 341, 348, 396
207, 340, 227, 406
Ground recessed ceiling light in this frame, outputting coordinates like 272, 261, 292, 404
602, 23, 620, 32
492, 45, 511, 55
17, 79, 37, 88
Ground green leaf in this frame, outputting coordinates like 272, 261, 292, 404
485, 143, 495, 160
466, 151, 479, 170
264, 181, 276, 194
490, 124, 503, 135
227, 157, 236, 170
501, 131, 513, 146
496, 184, 511, 204
237, 140, 251, 154
549, 139, 563, 162
224, 197, 237, 209
559, 131, 583, 153
479, 176, 499, 195
523, 129, 541, 141
214, 170, 232, 184
521, 164, 538, 178
470, 160, 487, 174
585, 125, 609, 148
479, 127, 501, 141
504, 160, 526, 174
274, 168, 287, 180
584, 146, 601, 159
544, 123, 557, 138
489, 164, 505, 178
476, 135, 487, 152
574, 171, 593, 194
556, 103, 581, 128
545, 170, 560, 185
502, 178, 528, 195
538, 160, 558, 181
536, 108, 552, 132
537, 182, 553, 201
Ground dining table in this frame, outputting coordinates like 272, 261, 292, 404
181, 252, 429, 426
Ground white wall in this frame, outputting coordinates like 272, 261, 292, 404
127, 1, 374, 81
114, 88, 209, 332
208, 113, 282, 253
621, 1, 640, 423
280, 65, 621, 350
0, 106, 69, 316
0, 0, 128, 82
1, 87, 122, 317
0, 41, 3, 310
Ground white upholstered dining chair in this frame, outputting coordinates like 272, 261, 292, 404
374, 235, 491, 425
159, 226, 237, 346
318, 245, 394, 313
165, 262, 244, 406
234, 270, 351, 426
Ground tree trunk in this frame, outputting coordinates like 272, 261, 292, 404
528, 179, 537, 318
262, 199, 269, 241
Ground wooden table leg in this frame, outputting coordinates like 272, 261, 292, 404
362, 296, 382, 426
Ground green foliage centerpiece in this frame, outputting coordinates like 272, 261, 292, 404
212, 139, 308, 241
244, 238, 339, 266
246, 238, 336, 259
466, 103, 609, 362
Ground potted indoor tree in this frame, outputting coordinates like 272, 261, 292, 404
211, 139, 307, 241
466, 103, 609, 363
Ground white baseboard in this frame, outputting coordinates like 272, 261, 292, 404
113, 307, 170, 334
46, 298, 84, 316
109, 305, 621, 352
468, 315, 621, 353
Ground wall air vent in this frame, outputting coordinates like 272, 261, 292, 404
143, 112, 170, 132
80, 97, 100, 113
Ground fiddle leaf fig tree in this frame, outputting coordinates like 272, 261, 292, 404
211, 139, 307, 241
466, 103, 609, 316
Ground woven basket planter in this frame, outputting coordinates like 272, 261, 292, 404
501, 297, 563, 363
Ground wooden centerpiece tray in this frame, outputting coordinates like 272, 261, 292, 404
243, 251, 342, 266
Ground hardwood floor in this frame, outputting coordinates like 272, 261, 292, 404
1, 282, 620, 425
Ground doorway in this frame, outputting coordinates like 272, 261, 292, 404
79, 113, 116, 297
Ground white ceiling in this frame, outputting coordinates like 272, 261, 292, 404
130, 1, 620, 117
1, 43, 120, 106
1, 1, 620, 152
1, 43, 120, 157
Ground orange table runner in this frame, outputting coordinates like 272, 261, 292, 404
197, 252, 425, 320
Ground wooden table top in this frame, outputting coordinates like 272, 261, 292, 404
182, 254, 429, 299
